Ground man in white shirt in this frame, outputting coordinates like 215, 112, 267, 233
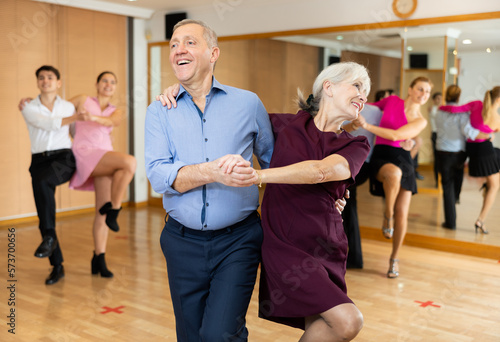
20, 65, 84, 285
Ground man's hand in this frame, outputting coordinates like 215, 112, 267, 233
335, 189, 349, 214
212, 154, 257, 187
156, 84, 180, 109
18, 97, 33, 111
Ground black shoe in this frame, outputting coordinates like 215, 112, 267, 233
99, 202, 121, 232
415, 172, 425, 180
45, 265, 64, 285
91, 252, 113, 278
441, 222, 456, 230
34, 236, 58, 258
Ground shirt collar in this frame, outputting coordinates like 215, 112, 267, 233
177, 77, 227, 101
35, 94, 62, 105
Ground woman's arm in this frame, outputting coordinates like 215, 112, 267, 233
90, 108, 123, 127
68, 94, 122, 127
255, 154, 351, 185
362, 117, 427, 141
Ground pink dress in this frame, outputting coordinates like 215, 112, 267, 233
69, 97, 116, 191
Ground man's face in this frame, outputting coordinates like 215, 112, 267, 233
37, 70, 61, 94
169, 24, 218, 85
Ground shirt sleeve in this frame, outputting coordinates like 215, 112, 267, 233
252, 96, 274, 170
144, 101, 187, 195
459, 114, 480, 140
21, 103, 62, 131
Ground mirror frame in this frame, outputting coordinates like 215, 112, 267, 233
146, 11, 500, 207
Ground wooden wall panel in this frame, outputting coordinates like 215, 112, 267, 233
284, 42, 319, 113
341, 50, 401, 101
0, 0, 128, 222
216, 40, 252, 90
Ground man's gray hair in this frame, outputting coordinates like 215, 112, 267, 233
173, 19, 218, 49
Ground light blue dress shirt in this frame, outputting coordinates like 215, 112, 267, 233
344, 104, 382, 163
145, 78, 274, 230
435, 103, 480, 152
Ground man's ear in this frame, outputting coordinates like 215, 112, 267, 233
211, 46, 220, 64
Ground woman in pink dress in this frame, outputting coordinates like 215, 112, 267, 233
69, 71, 136, 277
439, 86, 500, 234
354, 77, 431, 278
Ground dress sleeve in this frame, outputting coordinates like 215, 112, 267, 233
369, 95, 392, 111
335, 136, 370, 184
439, 100, 483, 114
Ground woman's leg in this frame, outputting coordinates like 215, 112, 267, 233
91, 151, 136, 209
376, 163, 402, 230
391, 189, 412, 260
300, 303, 363, 342
93, 176, 112, 254
477, 172, 500, 223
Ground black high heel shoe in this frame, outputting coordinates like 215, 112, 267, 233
91, 252, 113, 278
474, 220, 489, 234
99, 202, 122, 232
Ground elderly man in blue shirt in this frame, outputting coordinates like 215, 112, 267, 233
145, 19, 273, 341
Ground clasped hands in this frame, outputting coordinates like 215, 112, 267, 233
213, 154, 347, 213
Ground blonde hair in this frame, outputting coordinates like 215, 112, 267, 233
482, 86, 500, 123
297, 62, 371, 116
173, 19, 218, 49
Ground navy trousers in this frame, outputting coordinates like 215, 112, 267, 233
161, 212, 263, 342
29, 149, 76, 266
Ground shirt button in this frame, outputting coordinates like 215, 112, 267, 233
206, 203, 209, 206
204, 224, 207, 228
205, 138, 208, 142
203, 119, 206, 123
206, 158, 209, 161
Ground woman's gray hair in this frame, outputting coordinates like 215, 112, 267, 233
173, 19, 218, 49
298, 61, 371, 116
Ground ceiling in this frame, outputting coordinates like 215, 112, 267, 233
82, 1, 500, 54
275, 19, 500, 55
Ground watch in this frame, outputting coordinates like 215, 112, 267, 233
392, 0, 417, 19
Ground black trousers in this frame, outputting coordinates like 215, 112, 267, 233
436, 150, 466, 229
342, 162, 371, 268
431, 132, 439, 186
29, 149, 76, 266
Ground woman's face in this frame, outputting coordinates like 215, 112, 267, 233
408, 81, 431, 105
328, 80, 366, 120
96, 73, 117, 97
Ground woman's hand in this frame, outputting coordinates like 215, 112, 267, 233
352, 115, 366, 129
157, 84, 180, 109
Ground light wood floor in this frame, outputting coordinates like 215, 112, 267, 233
1, 198, 500, 341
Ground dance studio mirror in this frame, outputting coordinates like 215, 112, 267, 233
148, 15, 500, 252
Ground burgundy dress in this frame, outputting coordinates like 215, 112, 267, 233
258, 111, 369, 330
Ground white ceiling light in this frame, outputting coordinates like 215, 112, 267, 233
462, 39, 472, 45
